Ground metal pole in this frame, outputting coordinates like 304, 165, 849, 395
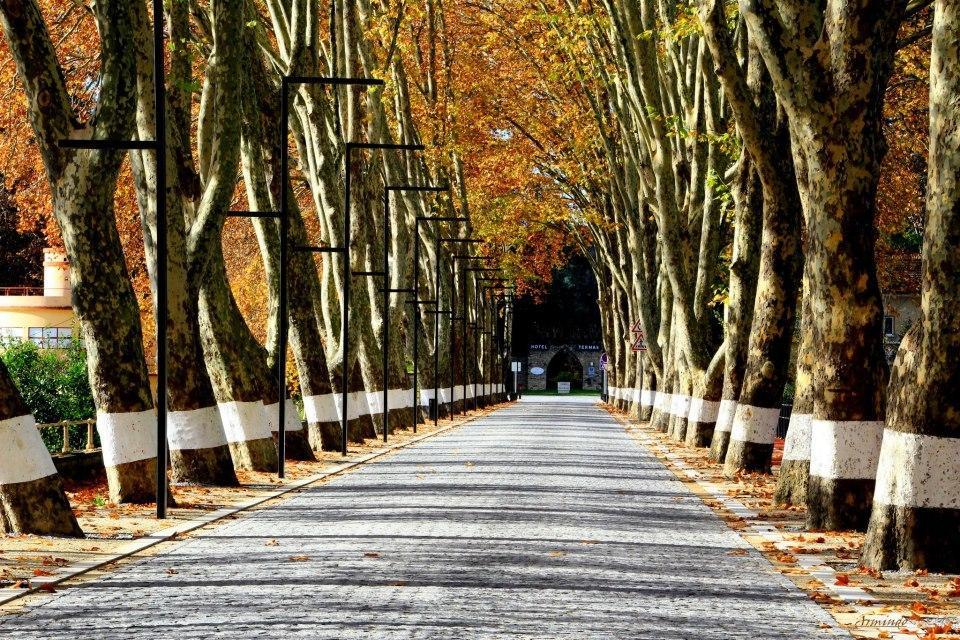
412, 218, 421, 431
279, 76, 383, 470
382, 189, 389, 442
153, 0, 168, 517
462, 266, 468, 411
341, 146, 352, 456
277, 79, 289, 476
433, 232, 441, 426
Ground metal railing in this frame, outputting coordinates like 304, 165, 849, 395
776, 404, 793, 439
36, 419, 97, 454
0, 286, 70, 296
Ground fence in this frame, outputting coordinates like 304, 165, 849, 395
776, 404, 793, 439
36, 419, 98, 454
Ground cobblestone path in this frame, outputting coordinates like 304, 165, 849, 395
1, 397, 846, 639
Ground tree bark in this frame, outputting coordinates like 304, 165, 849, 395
709, 159, 762, 461
723, 115, 803, 475
775, 267, 813, 505
1, 0, 158, 504
862, 0, 960, 570
740, 0, 904, 530
0, 360, 82, 536
129, 0, 237, 487
199, 248, 278, 472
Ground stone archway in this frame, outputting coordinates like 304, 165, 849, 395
524, 344, 602, 391
545, 348, 584, 390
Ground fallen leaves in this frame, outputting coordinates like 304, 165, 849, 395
363, 552, 381, 559
834, 574, 850, 586
265, 539, 280, 547
287, 555, 310, 562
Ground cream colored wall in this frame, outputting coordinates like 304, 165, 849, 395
0, 307, 77, 341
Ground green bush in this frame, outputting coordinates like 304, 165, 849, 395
1, 338, 96, 451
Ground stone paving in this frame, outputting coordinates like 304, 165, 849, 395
1, 397, 847, 639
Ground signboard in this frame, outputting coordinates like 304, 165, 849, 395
557, 382, 571, 394
511, 361, 523, 372
599, 353, 608, 370
529, 343, 602, 351
530, 366, 545, 375
630, 320, 648, 352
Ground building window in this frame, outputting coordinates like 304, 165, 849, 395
28, 327, 73, 348
0, 328, 23, 343
883, 316, 895, 337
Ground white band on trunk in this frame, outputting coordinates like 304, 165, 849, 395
874, 429, 960, 509
809, 419, 884, 480
388, 388, 413, 410
632, 388, 641, 404
168, 406, 228, 451
342, 391, 368, 420
714, 400, 737, 434
303, 393, 338, 423
670, 394, 691, 418
218, 401, 272, 445
365, 391, 384, 415
98, 408, 158, 466
640, 388, 654, 407
0, 414, 58, 484
264, 399, 304, 434
782, 413, 812, 462
653, 391, 668, 411
729, 404, 781, 445
688, 398, 721, 424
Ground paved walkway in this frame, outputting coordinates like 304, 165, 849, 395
2, 398, 845, 639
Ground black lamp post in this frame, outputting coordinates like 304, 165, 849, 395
277, 76, 385, 474
437, 238, 483, 418
379, 185, 448, 441
411, 215, 467, 426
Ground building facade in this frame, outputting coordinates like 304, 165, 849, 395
0, 249, 76, 347
522, 343, 603, 391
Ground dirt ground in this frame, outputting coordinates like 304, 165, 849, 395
609, 406, 960, 640
0, 406, 498, 599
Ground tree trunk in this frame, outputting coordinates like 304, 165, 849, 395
0, 361, 82, 536
862, 2, 960, 570
1, 0, 158, 505
724, 114, 803, 475
740, 0, 904, 530
199, 249, 278, 472
775, 266, 814, 505
708, 159, 762, 461
129, 1, 237, 487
